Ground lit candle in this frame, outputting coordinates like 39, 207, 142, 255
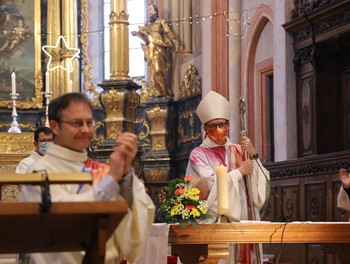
216, 165, 229, 215
45, 71, 50, 93
11, 72, 16, 94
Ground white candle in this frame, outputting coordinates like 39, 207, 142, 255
45, 71, 50, 93
216, 165, 229, 215
11, 72, 16, 94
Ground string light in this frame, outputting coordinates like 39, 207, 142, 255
0, 5, 265, 40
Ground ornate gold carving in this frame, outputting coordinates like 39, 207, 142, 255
147, 106, 167, 150
126, 90, 140, 132
180, 64, 201, 98
0, 132, 34, 153
100, 89, 124, 139
89, 121, 105, 151
136, 118, 151, 148
144, 166, 168, 182
132, 78, 151, 103
178, 109, 201, 144
109, 10, 129, 23
80, 0, 100, 106
0, 123, 36, 130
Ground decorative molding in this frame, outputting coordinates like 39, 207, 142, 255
292, 0, 332, 19
81, 0, 100, 106
144, 166, 168, 182
100, 89, 124, 139
146, 106, 167, 151
180, 64, 201, 98
178, 109, 201, 144
0, 132, 34, 154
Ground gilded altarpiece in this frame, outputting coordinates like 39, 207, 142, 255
0, 132, 34, 201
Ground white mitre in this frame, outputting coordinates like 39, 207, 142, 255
196, 91, 232, 124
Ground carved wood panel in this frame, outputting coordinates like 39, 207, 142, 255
282, 184, 299, 221
299, 74, 314, 156
305, 182, 326, 221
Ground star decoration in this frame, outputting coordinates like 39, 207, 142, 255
42, 36, 80, 73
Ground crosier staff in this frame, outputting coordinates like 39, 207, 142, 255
239, 96, 262, 264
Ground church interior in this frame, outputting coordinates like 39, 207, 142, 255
1, 0, 350, 263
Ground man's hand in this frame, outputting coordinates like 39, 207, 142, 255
238, 159, 253, 176
109, 132, 138, 182
240, 136, 257, 157
339, 168, 350, 189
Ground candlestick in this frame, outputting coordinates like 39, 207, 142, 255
45, 71, 50, 93
11, 72, 16, 94
216, 165, 229, 215
8, 92, 21, 133
44, 89, 52, 128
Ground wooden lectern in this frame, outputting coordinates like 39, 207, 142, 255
0, 172, 128, 264
169, 222, 350, 264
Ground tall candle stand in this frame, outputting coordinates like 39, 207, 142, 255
8, 92, 21, 133
44, 91, 52, 127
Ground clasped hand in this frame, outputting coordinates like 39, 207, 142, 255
109, 132, 138, 182
238, 136, 256, 176
240, 136, 256, 156
339, 168, 350, 189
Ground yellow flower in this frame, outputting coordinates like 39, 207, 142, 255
171, 205, 179, 216
190, 208, 201, 217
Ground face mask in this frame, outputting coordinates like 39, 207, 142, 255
208, 127, 227, 143
38, 141, 50, 155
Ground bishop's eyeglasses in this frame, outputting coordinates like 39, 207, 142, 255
205, 122, 228, 131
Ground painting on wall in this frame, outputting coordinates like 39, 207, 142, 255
0, 0, 42, 109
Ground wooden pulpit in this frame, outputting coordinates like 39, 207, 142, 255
0, 172, 128, 264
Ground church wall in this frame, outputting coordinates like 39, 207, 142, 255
253, 20, 273, 152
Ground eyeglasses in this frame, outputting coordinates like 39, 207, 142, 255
205, 122, 228, 130
37, 139, 53, 143
60, 119, 95, 128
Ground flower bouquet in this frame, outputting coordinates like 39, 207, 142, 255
160, 176, 212, 227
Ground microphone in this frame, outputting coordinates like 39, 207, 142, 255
252, 157, 291, 222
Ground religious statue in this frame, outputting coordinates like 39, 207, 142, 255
132, 4, 179, 98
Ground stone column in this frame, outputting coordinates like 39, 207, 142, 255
109, 0, 129, 80
46, 0, 61, 98
91, 1, 140, 163
62, 0, 79, 94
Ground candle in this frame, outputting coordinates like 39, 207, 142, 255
11, 72, 16, 94
45, 71, 50, 93
216, 165, 229, 215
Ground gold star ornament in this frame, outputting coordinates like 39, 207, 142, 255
42, 36, 80, 73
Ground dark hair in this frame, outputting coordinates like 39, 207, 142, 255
48, 92, 93, 122
34, 127, 52, 142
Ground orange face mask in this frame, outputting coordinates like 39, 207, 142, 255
208, 127, 227, 143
